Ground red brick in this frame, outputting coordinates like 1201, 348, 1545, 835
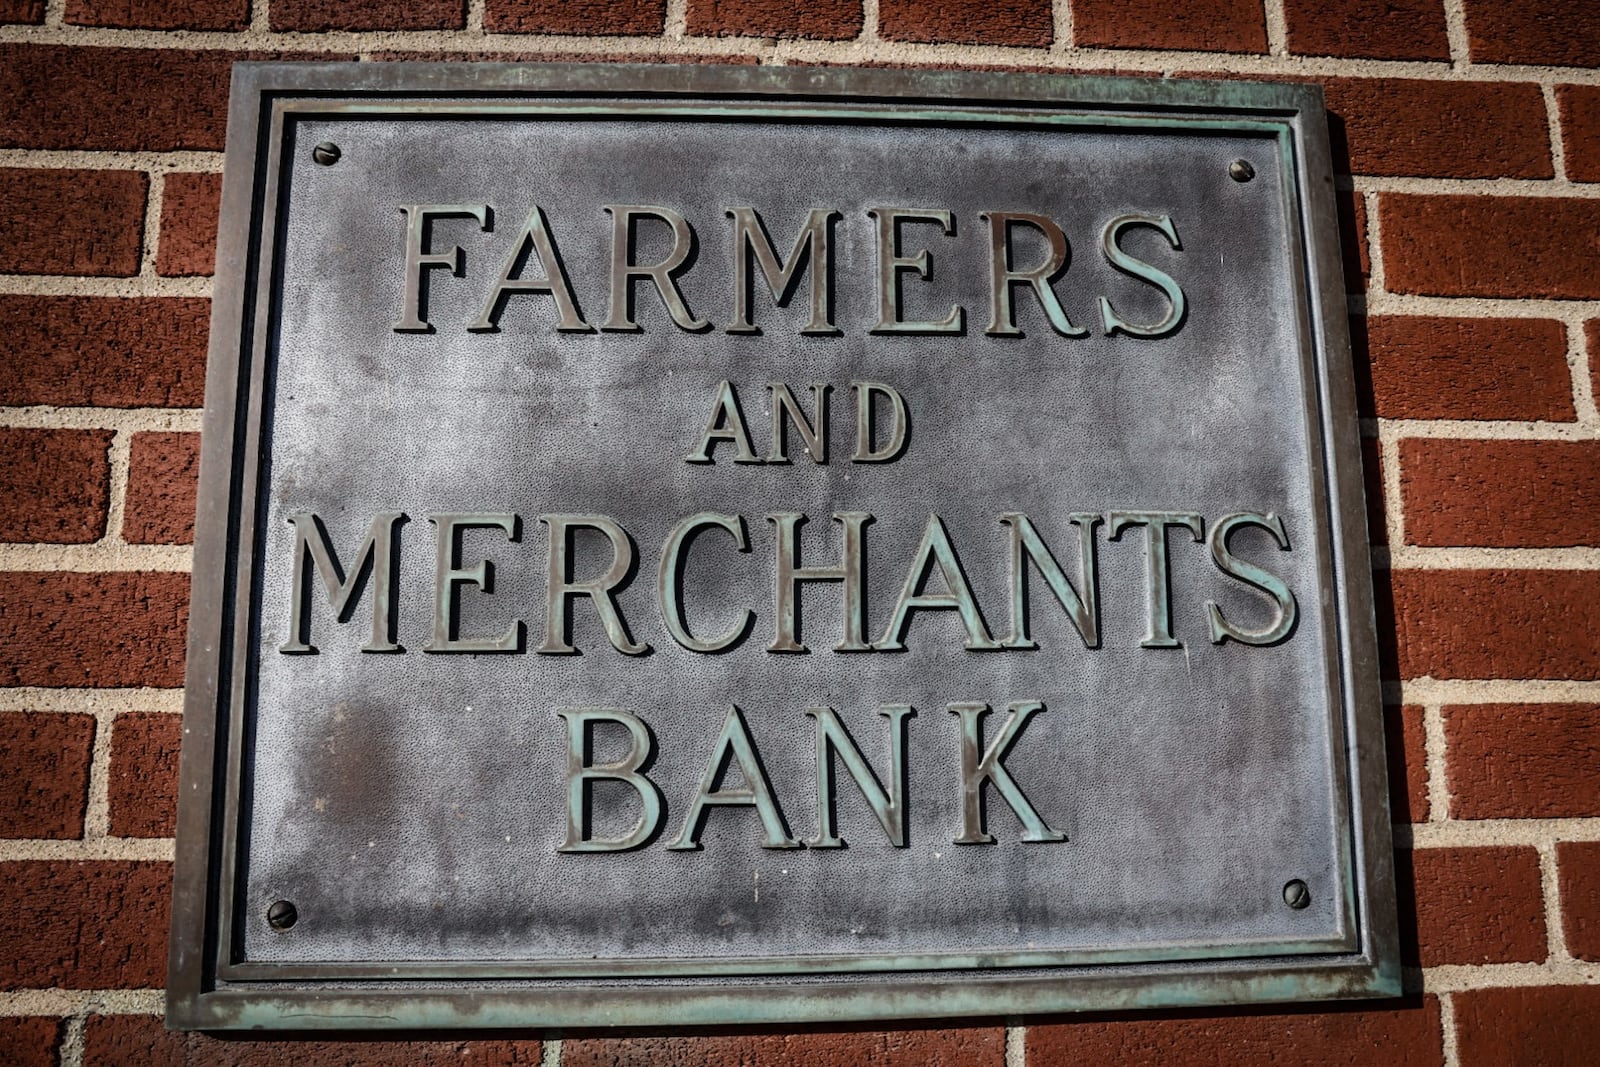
109, 712, 181, 838
0, 168, 145, 277
485, 0, 664, 35
0, 860, 169, 989
0, 572, 189, 689
1028, 997, 1443, 1065
1386, 704, 1428, 823
123, 432, 201, 546
0, 1017, 62, 1067
0, 296, 210, 408
1386, 569, 1600, 680
0, 0, 43, 23
1323, 79, 1551, 179
1396, 846, 1546, 966
1360, 435, 1387, 545
0, 46, 353, 152
65, 0, 248, 29
688, 0, 861, 39
1353, 316, 1574, 422
0, 428, 114, 544
1455, 985, 1600, 1067
1282, 0, 1448, 60
566, 1029, 1004, 1067
1381, 193, 1600, 299
879, 0, 1052, 46
86, 1014, 542, 1066
1558, 85, 1600, 184
271, 0, 465, 31
1338, 189, 1369, 294
1592, 321, 1600, 412
1463, 0, 1600, 67
156, 172, 221, 278
1445, 703, 1600, 819
0, 712, 95, 840
1401, 440, 1600, 548
1073, 0, 1267, 53
1559, 841, 1600, 961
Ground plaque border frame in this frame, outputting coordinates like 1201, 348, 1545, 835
168, 61, 1400, 1031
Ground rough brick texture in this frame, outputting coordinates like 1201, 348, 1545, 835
485, 0, 665, 35
156, 172, 222, 278
1592, 320, 1600, 409
1073, 0, 1268, 53
0, 712, 95, 840
1381, 193, 1600, 299
0, 296, 210, 408
0, 428, 114, 544
1323, 79, 1551, 179
1386, 704, 1428, 823
688, 0, 862, 39
65, 0, 249, 30
0, 167, 146, 276
0, 861, 170, 989
123, 432, 201, 545
0, 572, 189, 689
0, 0, 43, 24
1560, 841, 1600, 961
1028, 997, 1444, 1064
1353, 316, 1574, 422
1464, 0, 1600, 67
0, 46, 351, 152
87, 1015, 541, 1066
1397, 846, 1547, 965
109, 712, 182, 838
1454, 986, 1600, 1067
1558, 84, 1600, 183
1445, 704, 1600, 820
879, 0, 1052, 47
1401, 440, 1600, 548
1384, 569, 1600, 680
271, 0, 466, 31
1282, 0, 1449, 61
565, 1028, 1005, 1067
0, 1017, 62, 1067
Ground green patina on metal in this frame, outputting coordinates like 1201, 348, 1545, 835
168, 61, 1397, 1031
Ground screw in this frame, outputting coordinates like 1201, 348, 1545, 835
1282, 879, 1311, 910
1229, 159, 1255, 183
266, 899, 297, 930
311, 142, 341, 166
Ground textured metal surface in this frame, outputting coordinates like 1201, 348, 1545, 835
168, 62, 1398, 1030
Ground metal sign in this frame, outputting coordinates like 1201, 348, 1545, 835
169, 63, 1398, 1030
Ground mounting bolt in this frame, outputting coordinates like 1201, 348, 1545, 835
1229, 159, 1255, 183
266, 899, 298, 930
311, 142, 341, 166
1282, 879, 1311, 910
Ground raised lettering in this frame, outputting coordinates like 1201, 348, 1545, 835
1206, 511, 1298, 646
393, 204, 489, 332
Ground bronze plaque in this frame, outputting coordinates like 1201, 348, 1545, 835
169, 63, 1398, 1029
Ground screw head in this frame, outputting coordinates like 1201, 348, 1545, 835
1282, 879, 1311, 910
311, 142, 341, 166
266, 899, 298, 930
1229, 159, 1255, 183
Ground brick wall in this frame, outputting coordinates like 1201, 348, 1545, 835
2, 1, 1598, 1064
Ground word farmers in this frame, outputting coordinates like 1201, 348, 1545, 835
391, 203, 1188, 338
